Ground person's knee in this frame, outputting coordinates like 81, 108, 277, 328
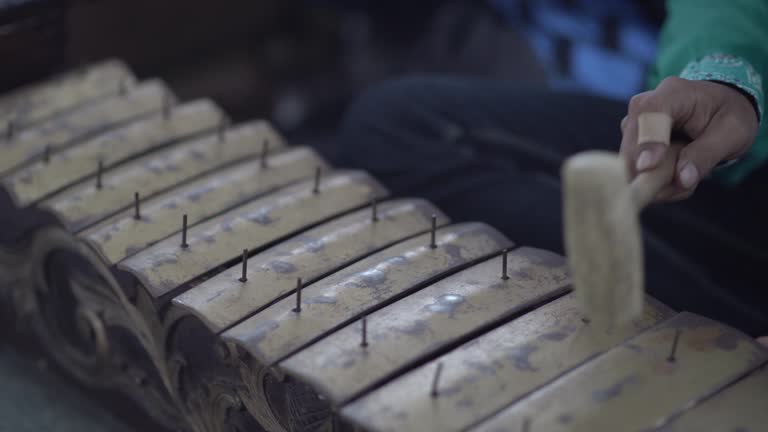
336, 75, 458, 164
340, 76, 438, 132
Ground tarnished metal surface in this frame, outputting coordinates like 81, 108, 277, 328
4, 99, 224, 206
119, 170, 386, 299
471, 312, 768, 432
7, 59, 767, 432
280, 247, 571, 405
0, 59, 134, 130
40, 120, 285, 232
81, 146, 327, 265
0, 80, 168, 176
173, 199, 448, 333
223, 222, 512, 367
341, 293, 673, 432
657, 365, 768, 432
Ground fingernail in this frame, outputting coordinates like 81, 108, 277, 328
678, 162, 699, 189
636, 150, 654, 171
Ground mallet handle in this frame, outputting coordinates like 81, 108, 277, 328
630, 112, 679, 208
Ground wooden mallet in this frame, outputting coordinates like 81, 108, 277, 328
563, 112, 678, 328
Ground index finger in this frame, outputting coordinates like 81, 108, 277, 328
620, 81, 691, 176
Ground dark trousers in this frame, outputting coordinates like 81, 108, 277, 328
331, 76, 768, 336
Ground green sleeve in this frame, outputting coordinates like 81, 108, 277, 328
647, 0, 768, 184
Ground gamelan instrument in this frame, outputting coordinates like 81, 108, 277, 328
0, 60, 766, 432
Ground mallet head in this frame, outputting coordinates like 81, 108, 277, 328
562, 151, 644, 329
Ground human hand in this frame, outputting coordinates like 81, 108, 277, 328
620, 77, 759, 201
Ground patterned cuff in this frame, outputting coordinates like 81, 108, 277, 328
679, 53, 764, 123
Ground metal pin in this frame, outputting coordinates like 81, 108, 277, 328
371, 197, 379, 222
181, 214, 189, 249
95, 159, 103, 190
312, 167, 321, 194
501, 249, 510, 280
133, 192, 141, 220
430, 362, 443, 398
42, 145, 51, 164
360, 315, 369, 348
429, 214, 437, 249
6, 119, 14, 140
260, 139, 269, 169
239, 249, 248, 283
217, 116, 230, 142
76, 59, 88, 75
667, 329, 682, 363
162, 92, 172, 119
293, 278, 303, 313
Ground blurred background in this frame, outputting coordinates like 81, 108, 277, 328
0, 0, 663, 430
1, 0, 663, 153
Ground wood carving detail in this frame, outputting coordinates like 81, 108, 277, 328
0, 227, 183, 429
2, 60, 766, 432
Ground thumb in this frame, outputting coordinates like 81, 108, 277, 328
675, 128, 731, 189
